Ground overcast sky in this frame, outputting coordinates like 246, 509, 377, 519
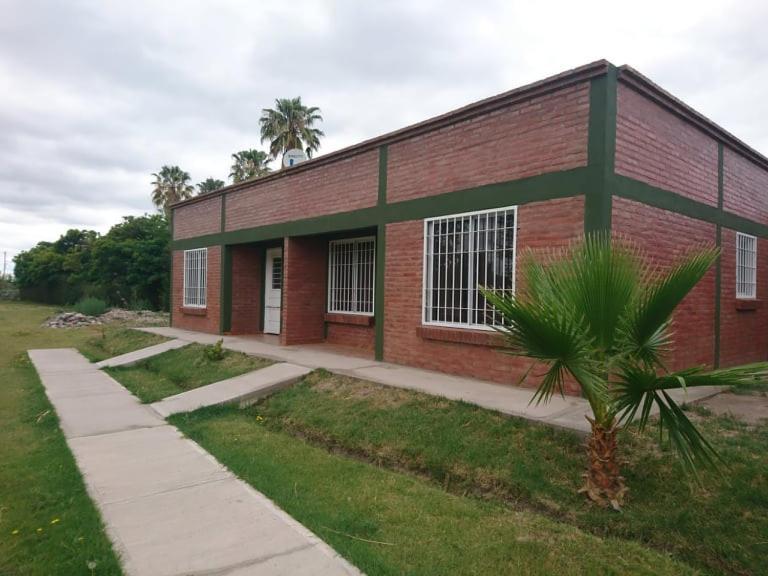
1, 0, 767, 272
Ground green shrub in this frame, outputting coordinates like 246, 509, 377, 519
74, 297, 108, 316
203, 339, 226, 362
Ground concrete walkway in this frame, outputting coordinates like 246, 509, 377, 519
28, 348, 362, 576
151, 362, 312, 417
139, 327, 725, 433
95, 339, 188, 369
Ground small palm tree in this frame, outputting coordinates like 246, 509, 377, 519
259, 97, 324, 160
484, 233, 765, 509
229, 150, 271, 183
151, 166, 194, 216
197, 177, 225, 195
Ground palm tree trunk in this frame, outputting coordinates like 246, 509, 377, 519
580, 417, 627, 510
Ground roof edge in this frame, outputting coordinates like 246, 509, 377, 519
618, 65, 768, 171
172, 59, 611, 211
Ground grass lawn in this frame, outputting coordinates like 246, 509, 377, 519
172, 404, 695, 576
106, 343, 273, 403
173, 370, 768, 576
0, 301, 166, 575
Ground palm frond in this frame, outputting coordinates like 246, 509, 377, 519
622, 247, 719, 367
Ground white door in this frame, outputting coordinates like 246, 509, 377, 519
264, 248, 283, 334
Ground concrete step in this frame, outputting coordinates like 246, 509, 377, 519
95, 339, 188, 369
150, 362, 312, 417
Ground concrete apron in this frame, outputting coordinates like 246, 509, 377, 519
137, 327, 725, 435
28, 348, 361, 576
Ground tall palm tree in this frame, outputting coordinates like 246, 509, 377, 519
229, 150, 272, 183
483, 233, 765, 510
259, 97, 324, 160
197, 177, 225, 195
151, 166, 194, 216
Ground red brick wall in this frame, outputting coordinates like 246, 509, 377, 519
173, 196, 222, 240
723, 148, 768, 224
171, 246, 221, 334
230, 245, 262, 335
225, 152, 378, 231
387, 83, 590, 203
612, 197, 716, 369
615, 83, 718, 206
383, 196, 584, 392
719, 229, 768, 367
326, 322, 375, 351
281, 237, 327, 345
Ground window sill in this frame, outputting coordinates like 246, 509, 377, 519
417, 325, 505, 347
324, 313, 374, 326
735, 299, 761, 311
179, 306, 207, 316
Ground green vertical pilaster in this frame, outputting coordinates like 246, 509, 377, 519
374, 145, 388, 360
169, 209, 174, 325
584, 65, 618, 234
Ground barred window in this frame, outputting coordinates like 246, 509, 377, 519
423, 207, 516, 328
736, 232, 757, 299
183, 248, 207, 307
328, 237, 375, 315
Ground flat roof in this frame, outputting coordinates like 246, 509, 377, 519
172, 59, 768, 211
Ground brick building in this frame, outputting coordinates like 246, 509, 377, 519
170, 60, 768, 393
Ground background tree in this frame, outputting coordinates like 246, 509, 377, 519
483, 233, 765, 510
259, 97, 324, 160
151, 165, 194, 215
197, 178, 225, 195
229, 150, 271, 183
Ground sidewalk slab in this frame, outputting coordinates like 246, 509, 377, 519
138, 327, 731, 435
150, 362, 312, 417
95, 339, 188, 369
29, 348, 363, 576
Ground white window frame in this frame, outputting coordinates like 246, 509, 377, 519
183, 248, 208, 308
327, 236, 376, 316
422, 205, 517, 331
736, 232, 757, 299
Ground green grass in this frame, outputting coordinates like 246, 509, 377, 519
176, 370, 767, 576
106, 344, 273, 403
172, 404, 696, 576
0, 301, 166, 575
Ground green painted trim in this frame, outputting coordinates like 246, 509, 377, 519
374, 224, 386, 360
584, 65, 617, 233
382, 168, 588, 223
714, 225, 722, 368
221, 194, 227, 233
220, 245, 232, 334
168, 212, 174, 324
171, 168, 590, 250
613, 174, 768, 238
378, 145, 388, 206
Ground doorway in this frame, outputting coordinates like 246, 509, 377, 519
264, 247, 282, 334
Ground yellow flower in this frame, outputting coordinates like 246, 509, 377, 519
36, 528, 43, 533
11, 529, 19, 535
50, 518, 60, 524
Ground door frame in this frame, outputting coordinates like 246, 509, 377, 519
263, 246, 283, 335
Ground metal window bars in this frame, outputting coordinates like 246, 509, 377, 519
183, 248, 207, 307
423, 207, 517, 329
736, 232, 757, 299
327, 237, 376, 315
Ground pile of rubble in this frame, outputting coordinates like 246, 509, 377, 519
44, 312, 102, 328
44, 308, 170, 329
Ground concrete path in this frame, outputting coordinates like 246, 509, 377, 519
151, 362, 312, 417
28, 348, 362, 576
139, 327, 725, 433
95, 339, 188, 369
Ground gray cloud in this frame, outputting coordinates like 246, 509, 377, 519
1, 0, 767, 271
